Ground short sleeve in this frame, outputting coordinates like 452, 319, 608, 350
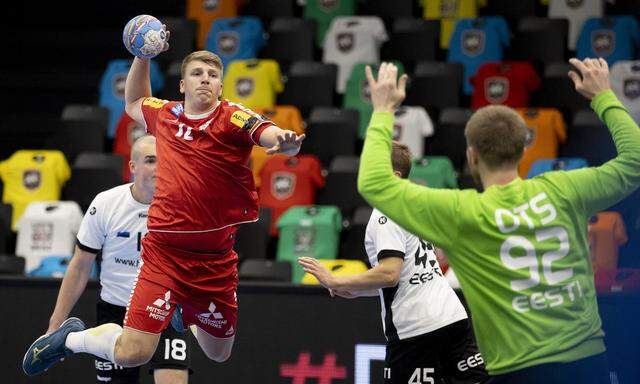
140, 97, 169, 135
55, 152, 71, 185
417, 107, 434, 137
76, 194, 107, 253
369, 214, 407, 259
375, 17, 389, 43
227, 103, 275, 147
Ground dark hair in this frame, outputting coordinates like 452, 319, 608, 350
392, 141, 412, 178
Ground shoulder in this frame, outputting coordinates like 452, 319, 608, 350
367, 208, 404, 234
91, 184, 132, 208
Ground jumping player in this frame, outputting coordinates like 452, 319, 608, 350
23, 35, 304, 374
357, 58, 640, 383
299, 142, 490, 384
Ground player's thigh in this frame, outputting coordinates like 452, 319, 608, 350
439, 320, 490, 384
384, 336, 444, 384
148, 323, 191, 383
117, 326, 162, 362
192, 324, 235, 362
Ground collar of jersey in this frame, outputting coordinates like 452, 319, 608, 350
184, 101, 220, 120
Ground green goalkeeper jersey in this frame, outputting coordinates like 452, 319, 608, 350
358, 90, 640, 374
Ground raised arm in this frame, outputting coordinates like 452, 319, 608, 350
357, 63, 465, 250
557, 58, 640, 215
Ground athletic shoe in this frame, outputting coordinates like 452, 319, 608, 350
22, 317, 86, 376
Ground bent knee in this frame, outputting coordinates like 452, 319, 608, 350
115, 342, 155, 367
204, 347, 232, 362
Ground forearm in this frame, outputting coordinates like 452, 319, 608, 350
48, 261, 92, 328
333, 266, 397, 291
357, 112, 397, 201
125, 57, 152, 104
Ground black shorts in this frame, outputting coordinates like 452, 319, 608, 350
384, 319, 490, 384
490, 353, 611, 384
94, 299, 192, 384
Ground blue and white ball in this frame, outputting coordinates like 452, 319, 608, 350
122, 15, 166, 59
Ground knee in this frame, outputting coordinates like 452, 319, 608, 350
204, 346, 232, 363
154, 368, 188, 384
114, 340, 154, 367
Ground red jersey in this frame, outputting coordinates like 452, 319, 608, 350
471, 62, 540, 109
141, 97, 273, 233
113, 112, 147, 182
259, 155, 325, 235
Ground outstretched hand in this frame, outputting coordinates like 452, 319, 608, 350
365, 62, 409, 113
161, 24, 171, 53
568, 57, 611, 100
298, 257, 338, 289
265, 131, 305, 155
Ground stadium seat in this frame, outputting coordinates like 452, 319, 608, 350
426, 108, 473, 171
317, 156, 367, 216
0, 117, 59, 159
63, 153, 124, 211
0, 255, 25, 275
159, 61, 182, 101
560, 110, 616, 166
239, 0, 295, 25
302, 108, 359, 166
261, 18, 316, 68
381, 19, 440, 71
61, 104, 110, 134
510, 18, 568, 65
0, 204, 11, 254
359, 0, 415, 19
235, 208, 272, 261
341, 206, 373, 263
238, 259, 292, 282
405, 62, 464, 110
481, 0, 537, 23
44, 121, 106, 164
606, 0, 640, 16
533, 63, 590, 115
279, 61, 338, 116
155, 17, 197, 68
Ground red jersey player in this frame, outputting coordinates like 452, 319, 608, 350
23, 42, 304, 374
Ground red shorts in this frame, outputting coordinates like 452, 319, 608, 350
124, 228, 239, 338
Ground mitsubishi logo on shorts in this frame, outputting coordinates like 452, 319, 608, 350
201, 302, 224, 320
153, 291, 171, 310
197, 302, 227, 328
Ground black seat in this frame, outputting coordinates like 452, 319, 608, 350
261, 18, 316, 67
481, 0, 537, 24
317, 156, 367, 217
341, 206, 372, 263
561, 110, 616, 166
381, 19, 440, 70
0, 204, 12, 254
428, 108, 473, 171
606, 0, 640, 16
510, 18, 568, 65
0, 117, 58, 159
61, 104, 110, 134
279, 61, 338, 116
44, 120, 106, 164
406, 62, 464, 110
156, 18, 196, 68
302, 107, 358, 166
360, 1, 417, 30
235, 208, 272, 261
239, 0, 295, 25
239, 259, 292, 282
159, 61, 182, 101
63, 153, 124, 211
0, 255, 25, 275
532, 63, 590, 115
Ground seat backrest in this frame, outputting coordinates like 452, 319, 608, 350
239, 259, 292, 282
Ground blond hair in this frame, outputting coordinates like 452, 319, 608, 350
464, 105, 528, 169
180, 50, 223, 78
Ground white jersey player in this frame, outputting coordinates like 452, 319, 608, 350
299, 142, 490, 384
44, 136, 191, 384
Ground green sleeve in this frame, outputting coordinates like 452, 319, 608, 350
547, 90, 640, 216
358, 112, 463, 250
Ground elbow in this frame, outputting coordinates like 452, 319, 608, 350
383, 271, 400, 288
357, 175, 379, 201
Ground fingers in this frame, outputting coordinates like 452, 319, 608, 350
365, 65, 376, 89
398, 73, 408, 94
599, 57, 609, 72
569, 58, 588, 75
265, 145, 279, 155
567, 70, 582, 89
295, 133, 306, 143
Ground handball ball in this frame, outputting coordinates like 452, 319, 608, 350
122, 15, 166, 59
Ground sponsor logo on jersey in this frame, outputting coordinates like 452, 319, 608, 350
23, 169, 41, 190
319, 0, 338, 11
225, 325, 235, 336
378, 216, 387, 225
624, 78, 640, 99
410, 240, 443, 284
90, 207, 97, 215
235, 77, 255, 98
591, 30, 615, 57
272, 172, 296, 200
138, 212, 148, 218
95, 360, 124, 371
218, 31, 239, 56
566, 0, 584, 9
457, 353, 484, 371
146, 291, 171, 321
115, 257, 139, 268
337, 32, 355, 53
171, 103, 184, 117
485, 77, 509, 104
197, 302, 227, 329
142, 97, 168, 109
203, 0, 220, 11
231, 110, 252, 129
462, 30, 485, 56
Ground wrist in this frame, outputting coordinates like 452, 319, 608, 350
373, 107, 395, 114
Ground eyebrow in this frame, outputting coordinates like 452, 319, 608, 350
144, 155, 157, 160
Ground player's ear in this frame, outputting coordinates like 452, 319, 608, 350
466, 146, 477, 166
179, 79, 185, 94
129, 160, 136, 175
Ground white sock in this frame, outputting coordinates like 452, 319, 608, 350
65, 323, 123, 363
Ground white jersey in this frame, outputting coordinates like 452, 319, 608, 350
16, 201, 83, 272
323, 16, 388, 93
76, 183, 149, 307
548, 0, 603, 50
393, 106, 434, 159
365, 209, 467, 342
611, 60, 640, 123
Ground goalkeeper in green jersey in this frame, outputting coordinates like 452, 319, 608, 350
357, 58, 640, 383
